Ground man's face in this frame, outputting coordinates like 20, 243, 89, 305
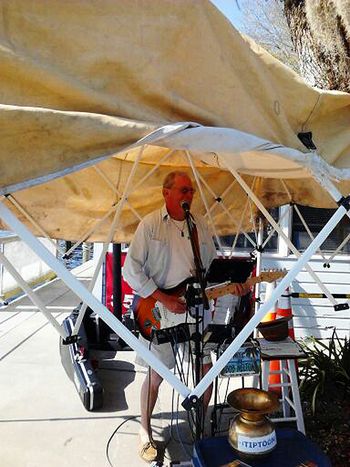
163, 174, 196, 219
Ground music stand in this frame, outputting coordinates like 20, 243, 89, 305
206, 258, 255, 284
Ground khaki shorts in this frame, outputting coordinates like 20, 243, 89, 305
135, 303, 213, 371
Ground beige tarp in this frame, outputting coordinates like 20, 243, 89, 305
1, 0, 350, 241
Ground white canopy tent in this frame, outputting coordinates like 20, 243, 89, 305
1, 0, 350, 403
1, 122, 350, 403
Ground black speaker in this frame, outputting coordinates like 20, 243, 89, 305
206, 258, 255, 284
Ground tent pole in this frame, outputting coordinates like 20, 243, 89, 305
129, 149, 176, 193
72, 239, 109, 334
254, 217, 264, 319
64, 205, 117, 258
72, 144, 146, 334
186, 151, 224, 255
206, 178, 238, 216
279, 180, 327, 261
228, 168, 338, 306
0, 251, 67, 339
293, 203, 328, 261
309, 168, 350, 286
184, 201, 348, 403
309, 167, 350, 214
6, 195, 65, 256
0, 200, 190, 398
196, 171, 257, 250
93, 166, 142, 221
324, 231, 350, 265
229, 198, 252, 255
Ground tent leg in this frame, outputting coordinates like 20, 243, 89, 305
0, 200, 190, 399
184, 200, 348, 403
0, 251, 67, 339
228, 168, 338, 306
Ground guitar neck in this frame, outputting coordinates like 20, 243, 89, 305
205, 277, 260, 300
205, 271, 285, 300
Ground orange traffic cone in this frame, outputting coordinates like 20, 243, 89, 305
268, 287, 295, 395
261, 281, 277, 322
259, 281, 281, 394
276, 287, 294, 339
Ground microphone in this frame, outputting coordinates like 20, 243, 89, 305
181, 201, 190, 213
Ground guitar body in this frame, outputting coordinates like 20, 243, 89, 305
133, 295, 161, 340
133, 278, 190, 341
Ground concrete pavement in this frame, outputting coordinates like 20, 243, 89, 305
0, 261, 221, 467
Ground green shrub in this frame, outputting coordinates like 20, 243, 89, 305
299, 329, 350, 414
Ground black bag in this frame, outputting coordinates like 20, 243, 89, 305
59, 313, 104, 411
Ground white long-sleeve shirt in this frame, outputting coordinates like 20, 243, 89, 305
123, 205, 217, 298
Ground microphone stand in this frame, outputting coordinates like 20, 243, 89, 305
183, 207, 209, 311
183, 206, 209, 441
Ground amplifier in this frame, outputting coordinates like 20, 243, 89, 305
203, 324, 234, 344
151, 323, 193, 345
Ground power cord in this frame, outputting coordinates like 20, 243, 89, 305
106, 321, 199, 466
105, 415, 139, 467
105, 414, 168, 467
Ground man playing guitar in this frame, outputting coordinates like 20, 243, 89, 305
123, 171, 248, 463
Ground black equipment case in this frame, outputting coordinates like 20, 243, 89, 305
59, 311, 104, 411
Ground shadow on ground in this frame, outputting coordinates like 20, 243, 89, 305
94, 353, 136, 412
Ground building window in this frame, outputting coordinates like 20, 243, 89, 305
292, 205, 350, 254
216, 208, 279, 253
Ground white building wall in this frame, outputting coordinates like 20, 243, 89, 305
260, 255, 350, 340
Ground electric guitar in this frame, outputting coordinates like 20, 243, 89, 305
133, 270, 286, 341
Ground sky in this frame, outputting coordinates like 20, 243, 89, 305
209, 0, 245, 30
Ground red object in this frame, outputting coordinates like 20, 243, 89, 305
267, 287, 295, 394
105, 252, 135, 316
275, 287, 295, 339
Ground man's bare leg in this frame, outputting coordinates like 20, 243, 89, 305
140, 368, 163, 442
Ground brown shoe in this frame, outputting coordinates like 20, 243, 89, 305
139, 441, 158, 463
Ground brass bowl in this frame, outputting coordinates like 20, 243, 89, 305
227, 388, 279, 419
257, 316, 291, 341
227, 388, 279, 457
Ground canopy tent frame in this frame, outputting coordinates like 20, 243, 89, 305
72, 143, 146, 335
190, 172, 257, 251
0, 181, 347, 404
0, 251, 66, 339
66, 140, 326, 339
186, 203, 349, 405
6, 194, 65, 257
1, 129, 350, 407
226, 167, 340, 308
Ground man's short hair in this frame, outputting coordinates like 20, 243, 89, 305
162, 171, 191, 189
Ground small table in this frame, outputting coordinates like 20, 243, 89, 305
192, 428, 331, 467
257, 337, 307, 433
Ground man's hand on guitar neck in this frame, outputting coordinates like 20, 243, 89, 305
151, 289, 187, 314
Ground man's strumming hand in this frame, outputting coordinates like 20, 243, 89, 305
151, 290, 187, 314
